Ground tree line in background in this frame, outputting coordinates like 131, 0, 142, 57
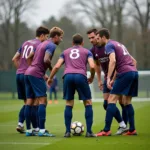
0, 0, 150, 70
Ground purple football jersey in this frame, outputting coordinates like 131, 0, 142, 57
105, 40, 137, 74
25, 39, 56, 78
16, 39, 41, 74
60, 46, 93, 77
90, 46, 109, 78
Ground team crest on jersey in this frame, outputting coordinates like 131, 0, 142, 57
95, 54, 98, 57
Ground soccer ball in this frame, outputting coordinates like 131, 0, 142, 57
71, 121, 84, 136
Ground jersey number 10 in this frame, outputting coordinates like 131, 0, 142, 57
22, 45, 34, 59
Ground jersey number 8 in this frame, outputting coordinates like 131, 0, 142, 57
70, 49, 80, 59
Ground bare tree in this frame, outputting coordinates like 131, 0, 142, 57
0, 0, 14, 69
63, 0, 115, 32
113, 0, 127, 42
12, 0, 35, 59
0, 0, 36, 69
63, 0, 128, 41
130, 0, 150, 68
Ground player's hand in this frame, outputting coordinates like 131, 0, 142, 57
47, 78, 53, 87
107, 77, 112, 90
110, 79, 114, 88
88, 77, 94, 84
98, 80, 103, 91
44, 74, 49, 81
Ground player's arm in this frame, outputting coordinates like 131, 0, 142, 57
44, 43, 56, 71
105, 43, 116, 89
95, 60, 103, 90
87, 51, 95, 84
47, 58, 64, 86
12, 50, 21, 69
44, 52, 53, 71
109, 70, 117, 89
107, 52, 116, 89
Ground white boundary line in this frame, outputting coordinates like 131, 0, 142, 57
0, 142, 50, 145
92, 98, 150, 102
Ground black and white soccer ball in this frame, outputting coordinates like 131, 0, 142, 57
71, 121, 84, 136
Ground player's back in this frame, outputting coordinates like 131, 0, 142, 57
26, 39, 56, 78
63, 45, 92, 77
106, 40, 137, 74
17, 39, 41, 74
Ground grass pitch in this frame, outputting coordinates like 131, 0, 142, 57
0, 100, 150, 150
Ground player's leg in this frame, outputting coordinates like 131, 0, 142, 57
16, 100, 26, 133
103, 80, 110, 110
96, 72, 130, 136
28, 75, 54, 137
83, 100, 96, 137
103, 80, 127, 135
63, 74, 75, 137
123, 96, 137, 135
75, 74, 96, 137
97, 94, 120, 136
64, 100, 74, 137
24, 75, 35, 136
16, 74, 26, 133
123, 71, 138, 135
119, 96, 128, 126
31, 98, 39, 133
114, 96, 128, 135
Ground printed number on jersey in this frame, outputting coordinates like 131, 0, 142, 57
70, 49, 80, 59
118, 44, 129, 56
22, 45, 34, 59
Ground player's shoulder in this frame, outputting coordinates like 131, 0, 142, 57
105, 40, 116, 49
45, 40, 56, 49
89, 45, 95, 51
22, 38, 39, 46
80, 47, 89, 51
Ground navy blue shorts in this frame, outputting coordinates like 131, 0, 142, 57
110, 71, 138, 97
16, 74, 26, 100
63, 74, 91, 100
25, 75, 47, 99
103, 79, 111, 93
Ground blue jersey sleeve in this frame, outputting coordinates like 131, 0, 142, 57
89, 46, 97, 60
17, 47, 22, 53
45, 43, 56, 56
105, 43, 115, 55
87, 50, 93, 58
60, 52, 64, 59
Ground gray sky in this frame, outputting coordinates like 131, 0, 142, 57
26, 0, 70, 27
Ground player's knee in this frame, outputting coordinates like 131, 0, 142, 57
66, 100, 74, 107
38, 96, 47, 105
108, 94, 118, 104
84, 100, 92, 106
103, 100, 108, 110
26, 98, 34, 105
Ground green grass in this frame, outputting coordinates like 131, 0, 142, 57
0, 100, 150, 150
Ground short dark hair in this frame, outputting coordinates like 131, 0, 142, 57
86, 28, 97, 34
36, 26, 49, 37
50, 27, 64, 38
72, 33, 83, 45
96, 28, 110, 39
